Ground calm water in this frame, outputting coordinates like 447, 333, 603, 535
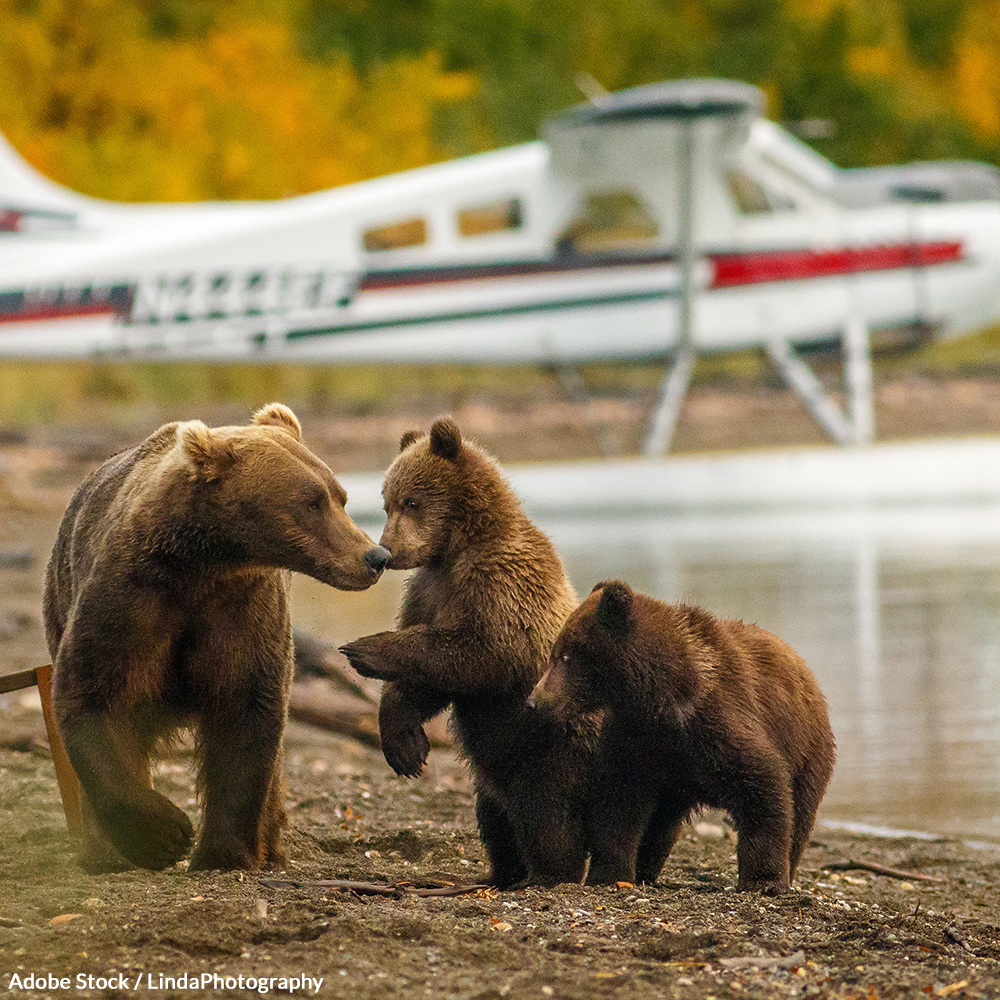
293, 499, 1000, 842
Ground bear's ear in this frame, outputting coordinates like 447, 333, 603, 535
429, 417, 461, 460
595, 580, 634, 635
177, 421, 238, 482
399, 429, 424, 451
252, 402, 302, 441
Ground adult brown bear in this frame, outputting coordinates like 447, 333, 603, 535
340, 417, 599, 888
530, 580, 836, 894
44, 404, 389, 873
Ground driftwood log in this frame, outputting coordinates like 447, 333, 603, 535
260, 876, 489, 898
823, 859, 945, 883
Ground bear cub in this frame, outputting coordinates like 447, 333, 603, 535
341, 417, 600, 889
44, 403, 389, 873
530, 580, 835, 894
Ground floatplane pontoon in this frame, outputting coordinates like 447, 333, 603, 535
3, 78, 1000, 453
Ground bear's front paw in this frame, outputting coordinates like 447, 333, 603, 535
586, 860, 637, 886
104, 789, 194, 870
737, 874, 789, 895
381, 723, 431, 778
340, 636, 399, 681
189, 834, 258, 873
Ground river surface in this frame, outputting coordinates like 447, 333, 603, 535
292, 499, 1000, 843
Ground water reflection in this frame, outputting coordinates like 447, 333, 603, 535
545, 507, 1000, 841
293, 501, 1000, 841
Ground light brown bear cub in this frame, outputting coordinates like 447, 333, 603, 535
341, 417, 600, 888
44, 404, 389, 873
530, 580, 835, 894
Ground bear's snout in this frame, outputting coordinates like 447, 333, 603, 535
365, 545, 391, 577
527, 661, 565, 710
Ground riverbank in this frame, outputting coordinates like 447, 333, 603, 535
2, 691, 999, 1000
4, 368, 1000, 998
6, 370, 1000, 468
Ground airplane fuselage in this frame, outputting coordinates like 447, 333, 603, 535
2, 80, 1000, 364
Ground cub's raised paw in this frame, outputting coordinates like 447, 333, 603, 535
381, 723, 431, 778
339, 636, 398, 681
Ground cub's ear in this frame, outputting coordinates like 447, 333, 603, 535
177, 420, 237, 482
595, 580, 634, 635
429, 417, 461, 460
399, 429, 424, 451
252, 402, 302, 441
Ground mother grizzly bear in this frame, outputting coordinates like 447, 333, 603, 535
44, 404, 389, 873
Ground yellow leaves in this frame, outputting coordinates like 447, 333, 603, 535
833, 4, 1000, 143
950, 39, 1000, 138
791, 0, 843, 21
848, 45, 897, 79
0, 2, 478, 201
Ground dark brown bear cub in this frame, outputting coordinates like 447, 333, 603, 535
44, 404, 389, 873
530, 580, 835, 894
341, 417, 598, 888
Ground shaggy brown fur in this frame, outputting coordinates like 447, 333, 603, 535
530, 580, 836, 894
341, 417, 597, 888
43, 404, 388, 873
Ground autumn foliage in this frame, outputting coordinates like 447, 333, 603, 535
1, 0, 999, 201
0, 0, 475, 200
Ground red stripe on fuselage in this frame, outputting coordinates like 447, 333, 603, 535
0, 240, 964, 327
709, 241, 963, 288
357, 241, 964, 294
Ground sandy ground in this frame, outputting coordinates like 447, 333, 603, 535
3, 376, 1000, 999
2, 701, 999, 1000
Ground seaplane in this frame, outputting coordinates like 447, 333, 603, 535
3, 77, 1000, 453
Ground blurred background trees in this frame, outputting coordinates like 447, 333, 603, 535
2, 0, 1000, 202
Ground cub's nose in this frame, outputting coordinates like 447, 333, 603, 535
364, 545, 391, 576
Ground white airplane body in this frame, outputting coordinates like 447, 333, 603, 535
2, 78, 1000, 369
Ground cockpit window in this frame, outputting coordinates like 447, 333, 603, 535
457, 198, 523, 237
557, 190, 658, 252
727, 171, 795, 214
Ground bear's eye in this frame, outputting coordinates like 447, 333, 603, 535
307, 492, 325, 512
403, 497, 419, 512
560, 652, 570, 664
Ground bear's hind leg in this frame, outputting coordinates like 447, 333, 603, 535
520, 802, 589, 888
586, 806, 646, 886
585, 754, 662, 885
635, 796, 691, 885
787, 752, 835, 883
62, 711, 194, 871
730, 791, 794, 895
476, 791, 528, 889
